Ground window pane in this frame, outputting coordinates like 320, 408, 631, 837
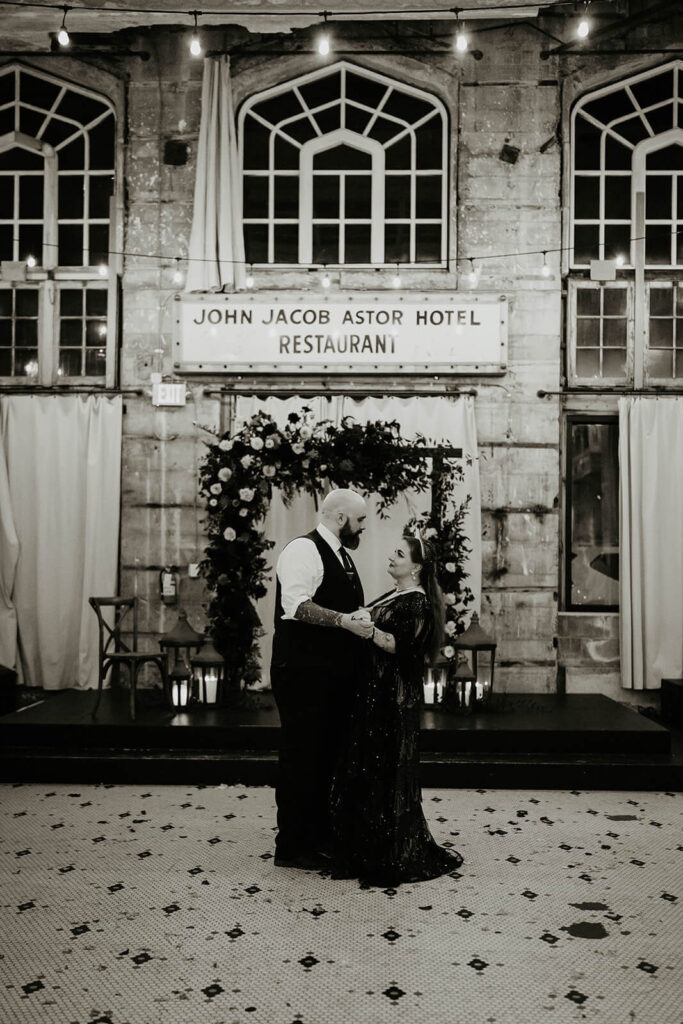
19, 106, 44, 137
650, 287, 672, 316
89, 175, 113, 219
345, 176, 371, 218
313, 176, 339, 219
56, 90, 107, 126
386, 136, 411, 170
415, 119, 442, 169
0, 321, 11, 346
313, 145, 371, 171
344, 224, 371, 263
86, 289, 107, 315
574, 116, 601, 170
312, 224, 339, 264
58, 135, 85, 171
86, 319, 106, 346
15, 318, 37, 345
646, 102, 675, 136
645, 224, 672, 264
253, 91, 303, 127
60, 319, 82, 346
647, 143, 683, 171
60, 289, 83, 316
345, 73, 387, 108
603, 288, 626, 316
88, 224, 109, 266
573, 225, 599, 263
603, 318, 627, 347
650, 317, 673, 348
385, 176, 410, 219
59, 175, 84, 218
605, 137, 631, 170
604, 224, 631, 260
574, 176, 599, 219
415, 223, 441, 262
243, 176, 268, 219
58, 349, 82, 376
283, 117, 317, 146
384, 223, 410, 263
577, 289, 600, 316
273, 176, 299, 219
85, 348, 106, 375
313, 105, 341, 135
0, 148, 42, 171
0, 351, 10, 374
416, 175, 441, 218
243, 118, 269, 170
0, 226, 12, 261
602, 349, 627, 377
59, 224, 83, 265
273, 224, 298, 263
576, 349, 600, 377
89, 115, 115, 170
631, 70, 673, 109
15, 289, 38, 316
274, 135, 299, 171
42, 118, 77, 149
299, 71, 341, 110
0, 291, 12, 317
345, 104, 372, 136
568, 420, 619, 608
16, 349, 38, 376
577, 319, 600, 347
18, 224, 42, 263
646, 175, 672, 219
648, 349, 673, 377
0, 177, 12, 219
19, 176, 43, 218
244, 224, 268, 263
368, 116, 403, 145
383, 90, 434, 124
604, 177, 630, 219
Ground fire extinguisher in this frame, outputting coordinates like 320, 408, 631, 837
159, 566, 179, 605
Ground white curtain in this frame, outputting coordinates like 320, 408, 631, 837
186, 55, 246, 292
0, 435, 19, 671
619, 396, 683, 690
233, 395, 481, 685
0, 395, 122, 690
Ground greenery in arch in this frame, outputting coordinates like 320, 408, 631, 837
199, 407, 474, 690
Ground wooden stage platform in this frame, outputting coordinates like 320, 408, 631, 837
0, 688, 681, 790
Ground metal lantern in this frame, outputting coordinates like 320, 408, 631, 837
453, 612, 497, 708
169, 656, 191, 709
190, 640, 225, 706
159, 608, 205, 669
447, 653, 477, 711
423, 651, 450, 706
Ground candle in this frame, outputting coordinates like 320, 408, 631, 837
423, 673, 435, 704
475, 681, 484, 701
172, 680, 189, 708
464, 681, 471, 706
204, 671, 218, 704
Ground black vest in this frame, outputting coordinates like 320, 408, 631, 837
272, 529, 364, 676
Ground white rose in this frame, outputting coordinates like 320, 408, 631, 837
239, 487, 255, 501
250, 436, 264, 450
218, 467, 232, 482
444, 620, 456, 636
239, 508, 249, 517
301, 458, 310, 468
299, 426, 312, 440
210, 483, 222, 495
423, 527, 437, 539
219, 439, 233, 451
291, 442, 305, 455
223, 527, 236, 541
445, 561, 456, 573
443, 645, 455, 659
444, 592, 456, 605
319, 464, 327, 473
265, 438, 275, 449
240, 455, 253, 468
263, 465, 276, 478
209, 498, 218, 507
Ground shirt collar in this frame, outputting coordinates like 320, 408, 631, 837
316, 522, 342, 552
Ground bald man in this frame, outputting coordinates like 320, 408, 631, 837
271, 488, 373, 870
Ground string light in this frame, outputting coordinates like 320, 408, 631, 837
577, 1, 590, 39
615, 253, 625, 267
318, 11, 331, 57
26, 254, 36, 268
541, 251, 551, 277
172, 257, 183, 284
392, 264, 401, 288
245, 265, 255, 289
454, 10, 468, 53
189, 10, 201, 57
321, 266, 331, 288
57, 5, 70, 47
467, 258, 478, 285
98, 263, 108, 277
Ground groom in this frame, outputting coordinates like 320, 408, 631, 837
271, 488, 373, 869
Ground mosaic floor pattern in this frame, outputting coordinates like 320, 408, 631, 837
0, 783, 681, 1024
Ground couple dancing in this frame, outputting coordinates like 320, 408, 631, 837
270, 487, 463, 887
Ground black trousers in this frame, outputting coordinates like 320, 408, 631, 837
271, 665, 346, 857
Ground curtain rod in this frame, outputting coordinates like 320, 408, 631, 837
538, 388, 683, 397
203, 386, 478, 397
0, 387, 144, 396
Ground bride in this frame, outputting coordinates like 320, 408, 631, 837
330, 532, 464, 886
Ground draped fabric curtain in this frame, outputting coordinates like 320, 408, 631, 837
233, 395, 481, 685
186, 56, 246, 292
0, 395, 122, 690
619, 397, 683, 690
0, 435, 19, 672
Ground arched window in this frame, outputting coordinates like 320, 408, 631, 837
0, 64, 116, 383
569, 61, 683, 385
239, 61, 447, 268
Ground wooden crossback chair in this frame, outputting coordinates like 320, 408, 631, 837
89, 596, 166, 720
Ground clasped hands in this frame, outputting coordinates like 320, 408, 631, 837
342, 607, 374, 638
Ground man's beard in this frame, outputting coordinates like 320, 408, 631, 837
340, 522, 361, 549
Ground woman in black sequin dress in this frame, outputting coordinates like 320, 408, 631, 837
330, 534, 463, 887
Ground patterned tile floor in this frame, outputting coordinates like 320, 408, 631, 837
0, 784, 681, 1024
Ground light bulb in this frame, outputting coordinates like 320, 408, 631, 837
542, 254, 551, 277
246, 271, 255, 289
455, 29, 468, 53
26, 254, 36, 268
318, 33, 330, 56
173, 261, 183, 285
321, 270, 331, 289
392, 270, 402, 288
615, 253, 625, 267
190, 34, 202, 57
98, 263, 108, 277
57, 26, 70, 46
467, 261, 478, 285
577, 17, 590, 38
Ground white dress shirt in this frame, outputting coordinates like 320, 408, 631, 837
276, 523, 351, 619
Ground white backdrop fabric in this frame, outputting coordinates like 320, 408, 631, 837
0, 395, 122, 689
619, 396, 683, 690
0, 431, 19, 671
186, 56, 246, 292
233, 395, 480, 685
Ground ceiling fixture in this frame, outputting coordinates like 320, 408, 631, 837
454, 9, 468, 53
189, 10, 202, 57
57, 5, 70, 47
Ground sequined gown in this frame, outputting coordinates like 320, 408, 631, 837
330, 590, 463, 887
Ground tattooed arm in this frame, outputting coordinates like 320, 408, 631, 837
371, 625, 396, 654
295, 601, 374, 638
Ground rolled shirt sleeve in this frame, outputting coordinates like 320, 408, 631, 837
276, 537, 325, 619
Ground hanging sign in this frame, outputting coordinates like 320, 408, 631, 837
174, 292, 507, 375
